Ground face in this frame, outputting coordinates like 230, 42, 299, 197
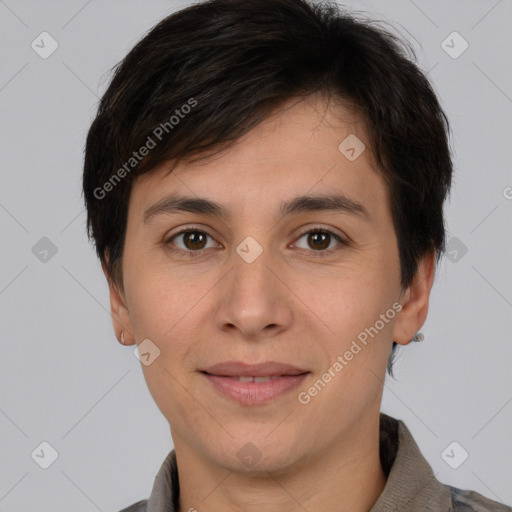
107, 94, 433, 474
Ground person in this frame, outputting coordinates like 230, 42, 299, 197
82, 0, 511, 510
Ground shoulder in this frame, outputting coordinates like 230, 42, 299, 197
448, 485, 512, 511
118, 499, 148, 512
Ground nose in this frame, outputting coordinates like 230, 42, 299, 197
214, 241, 293, 341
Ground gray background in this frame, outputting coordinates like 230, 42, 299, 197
1, 0, 511, 510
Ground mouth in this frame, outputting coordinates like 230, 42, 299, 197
199, 361, 310, 405
203, 374, 290, 382
201, 360, 309, 377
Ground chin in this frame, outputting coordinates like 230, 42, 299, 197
208, 435, 302, 475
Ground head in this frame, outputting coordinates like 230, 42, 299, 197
83, 0, 452, 473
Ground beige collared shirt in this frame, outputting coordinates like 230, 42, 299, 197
119, 414, 511, 511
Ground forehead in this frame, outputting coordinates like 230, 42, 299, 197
128, 94, 389, 223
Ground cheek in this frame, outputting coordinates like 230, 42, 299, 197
140, 359, 206, 442
304, 265, 398, 372
124, 254, 194, 338
302, 287, 396, 416
130, 281, 199, 421
309, 262, 393, 325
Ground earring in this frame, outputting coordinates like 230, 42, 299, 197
120, 331, 126, 345
412, 332, 424, 342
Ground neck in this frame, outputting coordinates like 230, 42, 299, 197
174, 413, 387, 512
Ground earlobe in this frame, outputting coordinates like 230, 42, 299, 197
101, 259, 134, 345
392, 251, 436, 346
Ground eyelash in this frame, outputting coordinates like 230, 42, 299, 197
163, 226, 348, 258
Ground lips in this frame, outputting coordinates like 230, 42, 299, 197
200, 361, 310, 405
201, 360, 309, 378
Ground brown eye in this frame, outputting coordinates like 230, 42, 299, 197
307, 231, 331, 250
181, 231, 207, 250
166, 229, 217, 254
294, 228, 346, 254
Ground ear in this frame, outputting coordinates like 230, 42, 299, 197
392, 250, 436, 346
101, 259, 135, 345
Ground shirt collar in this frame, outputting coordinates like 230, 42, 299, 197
145, 413, 452, 512
370, 413, 452, 511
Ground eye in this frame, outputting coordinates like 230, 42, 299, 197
165, 228, 220, 256
293, 227, 347, 255
164, 226, 347, 258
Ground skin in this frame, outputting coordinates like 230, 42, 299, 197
104, 93, 435, 512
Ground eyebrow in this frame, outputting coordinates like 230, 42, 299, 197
143, 193, 370, 224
